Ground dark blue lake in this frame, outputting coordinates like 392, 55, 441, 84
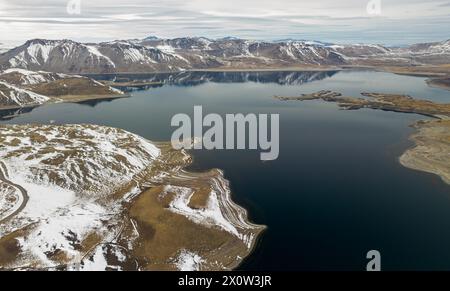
1, 70, 450, 270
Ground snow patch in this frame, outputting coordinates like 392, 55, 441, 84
174, 249, 203, 271
164, 185, 240, 237
0, 80, 49, 106
84, 45, 116, 68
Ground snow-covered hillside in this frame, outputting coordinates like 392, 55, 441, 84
0, 124, 262, 270
0, 81, 49, 107
0, 68, 124, 109
0, 124, 160, 269
0, 68, 74, 86
406, 39, 450, 55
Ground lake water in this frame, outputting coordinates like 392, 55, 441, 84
1, 70, 450, 270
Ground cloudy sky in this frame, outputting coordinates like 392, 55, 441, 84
0, 0, 449, 46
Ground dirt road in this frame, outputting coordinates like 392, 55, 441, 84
0, 162, 28, 223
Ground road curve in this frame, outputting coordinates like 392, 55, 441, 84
0, 161, 29, 224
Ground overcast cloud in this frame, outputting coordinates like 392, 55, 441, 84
0, 0, 449, 46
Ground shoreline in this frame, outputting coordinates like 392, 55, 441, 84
212, 168, 267, 270
426, 78, 450, 91
99, 81, 163, 87
79, 66, 345, 75
4, 66, 448, 113
274, 90, 450, 186
0, 93, 129, 112
181, 148, 266, 270
399, 119, 450, 185
52, 93, 130, 103
74, 64, 450, 76
147, 143, 266, 270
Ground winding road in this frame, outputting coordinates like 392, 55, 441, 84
0, 161, 29, 223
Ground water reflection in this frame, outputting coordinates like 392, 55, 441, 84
75, 97, 125, 107
0, 71, 338, 119
90, 70, 338, 91
0, 106, 37, 120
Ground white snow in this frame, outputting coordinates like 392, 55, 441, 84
2, 68, 50, 85
0, 123, 259, 269
0, 80, 49, 106
163, 185, 240, 237
157, 45, 189, 62
0, 125, 160, 195
78, 246, 108, 271
8, 51, 26, 67
26, 43, 55, 64
174, 249, 204, 271
123, 47, 154, 63
0, 124, 161, 269
84, 45, 116, 68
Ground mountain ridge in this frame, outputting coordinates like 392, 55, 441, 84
0, 37, 449, 74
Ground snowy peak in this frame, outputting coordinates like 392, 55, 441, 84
143, 35, 160, 41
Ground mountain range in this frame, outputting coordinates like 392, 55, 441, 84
0, 37, 449, 74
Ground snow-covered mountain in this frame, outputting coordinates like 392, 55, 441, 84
393, 40, 450, 65
0, 38, 347, 73
136, 37, 450, 68
0, 39, 187, 73
0, 68, 124, 109
0, 81, 49, 108
0, 37, 449, 74
140, 37, 346, 66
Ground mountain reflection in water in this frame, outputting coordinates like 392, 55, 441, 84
89, 70, 338, 91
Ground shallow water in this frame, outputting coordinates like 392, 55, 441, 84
2, 70, 450, 270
